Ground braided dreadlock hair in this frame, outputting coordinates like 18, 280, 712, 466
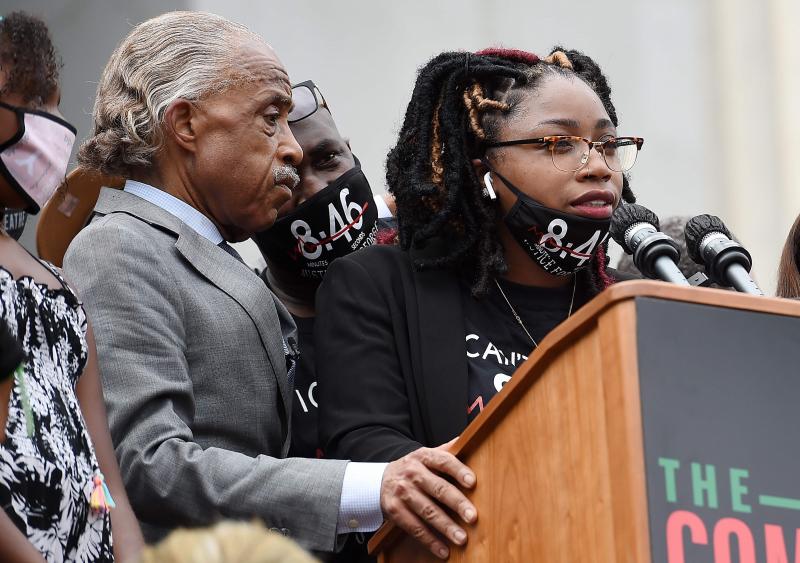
387, 46, 635, 297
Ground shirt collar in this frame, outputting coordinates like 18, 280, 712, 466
123, 180, 224, 245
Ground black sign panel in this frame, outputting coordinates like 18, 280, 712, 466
636, 297, 800, 563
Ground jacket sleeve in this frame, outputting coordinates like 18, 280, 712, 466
64, 217, 348, 551
315, 254, 423, 463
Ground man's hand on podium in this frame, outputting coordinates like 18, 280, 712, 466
380, 439, 477, 560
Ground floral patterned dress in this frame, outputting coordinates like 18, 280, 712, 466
0, 261, 113, 562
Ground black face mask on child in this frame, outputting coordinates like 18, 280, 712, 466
486, 165, 611, 277
2, 208, 27, 240
255, 162, 379, 281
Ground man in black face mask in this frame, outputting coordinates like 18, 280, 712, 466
254, 81, 394, 460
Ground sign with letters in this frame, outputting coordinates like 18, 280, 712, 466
636, 298, 800, 563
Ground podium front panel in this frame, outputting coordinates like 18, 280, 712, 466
636, 297, 800, 563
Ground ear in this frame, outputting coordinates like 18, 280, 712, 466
473, 158, 498, 201
163, 99, 199, 154
471, 157, 488, 179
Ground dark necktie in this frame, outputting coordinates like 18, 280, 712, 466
217, 240, 245, 264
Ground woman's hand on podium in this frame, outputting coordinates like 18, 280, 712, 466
380, 439, 477, 559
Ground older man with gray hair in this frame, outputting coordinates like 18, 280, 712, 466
65, 11, 476, 559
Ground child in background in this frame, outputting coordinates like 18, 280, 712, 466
0, 12, 143, 562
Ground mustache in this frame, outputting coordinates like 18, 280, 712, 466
274, 165, 300, 190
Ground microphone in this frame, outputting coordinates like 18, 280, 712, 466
610, 203, 690, 285
684, 214, 764, 295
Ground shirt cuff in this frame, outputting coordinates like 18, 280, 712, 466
337, 462, 388, 534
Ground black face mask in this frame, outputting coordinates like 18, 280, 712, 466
488, 165, 611, 277
2, 208, 27, 240
255, 163, 379, 281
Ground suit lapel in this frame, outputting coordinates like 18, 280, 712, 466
410, 262, 468, 446
94, 189, 292, 420
174, 226, 291, 413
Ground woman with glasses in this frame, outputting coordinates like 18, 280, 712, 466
315, 47, 643, 466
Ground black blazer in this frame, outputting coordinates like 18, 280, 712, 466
315, 243, 635, 463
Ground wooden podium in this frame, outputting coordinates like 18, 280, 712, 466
369, 281, 800, 563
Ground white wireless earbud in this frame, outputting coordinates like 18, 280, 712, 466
482, 172, 497, 200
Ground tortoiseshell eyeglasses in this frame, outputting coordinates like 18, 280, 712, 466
485, 136, 644, 173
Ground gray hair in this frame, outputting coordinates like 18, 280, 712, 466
78, 11, 265, 176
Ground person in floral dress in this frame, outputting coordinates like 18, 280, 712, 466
0, 11, 142, 562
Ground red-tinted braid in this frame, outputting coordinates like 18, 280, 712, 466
593, 244, 616, 289
474, 47, 540, 65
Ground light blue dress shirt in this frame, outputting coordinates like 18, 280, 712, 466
125, 180, 224, 244
123, 180, 387, 533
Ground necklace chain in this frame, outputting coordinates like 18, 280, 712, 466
493, 277, 577, 349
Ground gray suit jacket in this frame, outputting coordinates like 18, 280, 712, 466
64, 188, 348, 551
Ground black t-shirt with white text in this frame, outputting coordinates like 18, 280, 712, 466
462, 278, 575, 422
289, 315, 321, 458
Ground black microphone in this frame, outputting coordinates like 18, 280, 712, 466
610, 203, 690, 285
684, 214, 763, 295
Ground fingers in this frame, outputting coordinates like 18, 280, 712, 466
381, 446, 478, 558
404, 476, 469, 544
419, 447, 477, 491
382, 495, 452, 560
415, 465, 477, 528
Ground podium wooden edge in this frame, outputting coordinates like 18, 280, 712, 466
369, 280, 798, 556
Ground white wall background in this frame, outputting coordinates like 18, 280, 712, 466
8, 0, 799, 292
